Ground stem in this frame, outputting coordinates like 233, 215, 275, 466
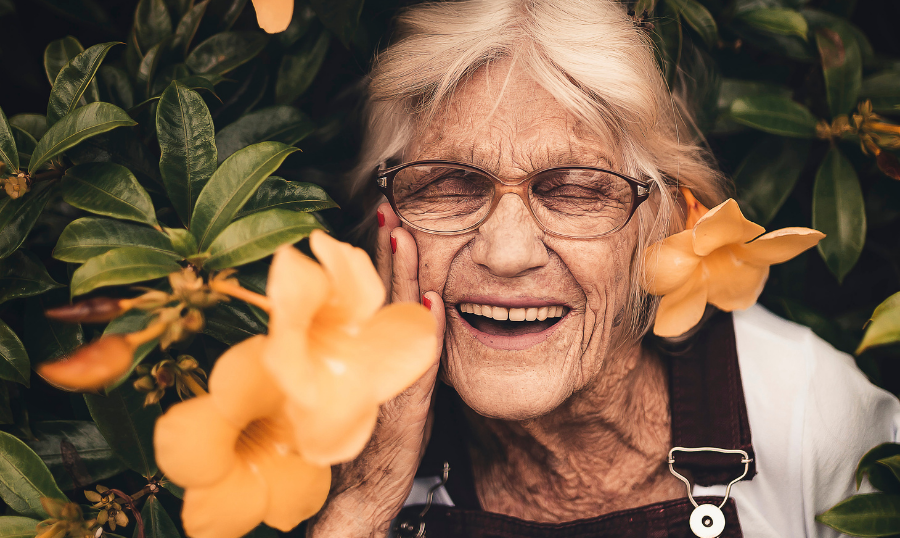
124, 320, 169, 348
180, 373, 208, 397
30, 167, 67, 183
209, 280, 272, 313
106, 489, 144, 538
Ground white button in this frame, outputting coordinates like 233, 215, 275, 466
689, 503, 725, 538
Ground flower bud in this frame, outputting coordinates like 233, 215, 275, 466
45, 298, 127, 324
37, 336, 135, 392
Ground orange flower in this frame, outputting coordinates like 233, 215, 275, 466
250, 0, 293, 33
154, 336, 330, 538
263, 230, 437, 465
641, 199, 825, 337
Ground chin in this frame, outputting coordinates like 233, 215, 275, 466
452, 372, 574, 421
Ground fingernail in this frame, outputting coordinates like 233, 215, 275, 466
390, 235, 397, 254
423, 295, 432, 309
377, 210, 385, 227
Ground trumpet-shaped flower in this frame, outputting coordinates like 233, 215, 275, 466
641, 199, 825, 337
154, 336, 330, 538
264, 230, 437, 465
250, 0, 293, 33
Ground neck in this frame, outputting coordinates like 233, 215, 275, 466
465, 343, 682, 522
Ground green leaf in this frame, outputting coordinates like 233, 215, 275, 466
879, 455, 900, 486
70, 248, 182, 297
137, 496, 180, 538
734, 8, 808, 40
22, 291, 84, 366
43, 36, 84, 86
817, 493, 900, 536
0, 431, 67, 518
633, 0, 658, 15
54, 218, 176, 264
734, 137, 810, 225
8, 116, 47, 141
667, 0, 717, 47
308, 0, 362, 48
96, 66, 134, 110
84, 385, 161, 478
0, 106, 19, 175
0, 251, 62, 305
215, 106, 314, 163
861, 71, 900, 113
815, 25, 862, 118
729, 95, 818, 138
29, 102, 136, 175
0, 516, 40, 538
26, 421, 127, 492
813, 147, 865, 283
275, 29, 330, 104
0, 321, 28, 387
163, 228, 197, 258
0, 384, 11, 424
172, 0, 209, 55
136, 39, 170, 100
651, 3, 682, 87
237, 177, 337, 218
0, 182, 54, 260
204, 209, 323, 270
857, 292, 900, 354
61, 163, 159, 227
185, 31, 268, 75
103, 309, 158, 391
11, 127, 36, 161
157, 83, 217, 227
191, 142, 299, 251
134, 0, 173, 52
160, 481, 183, 499
47, 42, 119, 127
204, 301, 266, 345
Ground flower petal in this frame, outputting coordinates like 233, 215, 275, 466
250, 0, 293, 33
309, 230, 386, 327
640, 230, 701, 295
257, 450, 331, 530
154, 396, 240, 488
37, 336, 133, 392
681, 187, 710, 229
735, 227, 825, 265
356, 303, 437, 403
182, 461, 268, 538
691, 199, 765, 256
286, 395, 380, 466
209, 335, 283, 427
653, 269, 708, 337
704, 248, 769, 312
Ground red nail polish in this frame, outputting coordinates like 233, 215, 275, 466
377, 210, 385, 227
390, 236, 397, 254
423, 295, 432, 309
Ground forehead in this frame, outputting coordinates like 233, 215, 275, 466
409, 60, 614, 175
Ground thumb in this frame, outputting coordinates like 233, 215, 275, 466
421, 291, 445, 365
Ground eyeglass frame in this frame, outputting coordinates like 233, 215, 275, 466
375, 159, 653, 239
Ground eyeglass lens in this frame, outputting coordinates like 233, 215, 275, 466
392, 165, 635, 237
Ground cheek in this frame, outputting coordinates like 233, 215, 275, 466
410, 230, 469, 294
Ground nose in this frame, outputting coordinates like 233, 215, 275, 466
470, 193, 550, 277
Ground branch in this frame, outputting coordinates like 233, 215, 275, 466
106, 488, 145, 538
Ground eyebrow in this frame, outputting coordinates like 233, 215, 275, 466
413, 143, 616, 176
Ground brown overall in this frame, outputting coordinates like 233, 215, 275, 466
395, 311, 756, 538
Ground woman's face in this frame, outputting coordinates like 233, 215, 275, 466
407, 64, 641, 421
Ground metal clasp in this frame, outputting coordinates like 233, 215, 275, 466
667, 447, 752, 509
394, 462, 450, 538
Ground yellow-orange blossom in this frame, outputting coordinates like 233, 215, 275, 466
250, 0, 293, 33
155, 231, 437, 538
640, 197, 824, 337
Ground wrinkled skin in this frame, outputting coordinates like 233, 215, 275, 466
308, 61, 682, 537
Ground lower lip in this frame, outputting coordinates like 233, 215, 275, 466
453, 309, 566, 350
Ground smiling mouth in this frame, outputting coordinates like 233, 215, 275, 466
457, 302, 569, 337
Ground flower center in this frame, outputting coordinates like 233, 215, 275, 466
235, 415, 292, 462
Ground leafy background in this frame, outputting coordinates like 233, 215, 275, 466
0, 0, 897, 536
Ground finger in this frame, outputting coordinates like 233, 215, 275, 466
421, 291, 446, 364
375, 203, 400, 297
390, 226, 420, 305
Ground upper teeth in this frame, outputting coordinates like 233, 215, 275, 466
459, 303, 566, 321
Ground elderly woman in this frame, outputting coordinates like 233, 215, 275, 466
306, 1, 900, 537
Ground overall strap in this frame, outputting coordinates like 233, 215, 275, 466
665, 310, 757, 487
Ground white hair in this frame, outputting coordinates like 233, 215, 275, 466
350, 0, 730, 344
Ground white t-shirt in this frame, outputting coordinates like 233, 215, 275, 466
403, 305, 900, 537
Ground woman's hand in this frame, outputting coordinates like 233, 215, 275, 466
306, 203, 446, 538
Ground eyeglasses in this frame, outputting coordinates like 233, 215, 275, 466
375, 160, 652, 239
